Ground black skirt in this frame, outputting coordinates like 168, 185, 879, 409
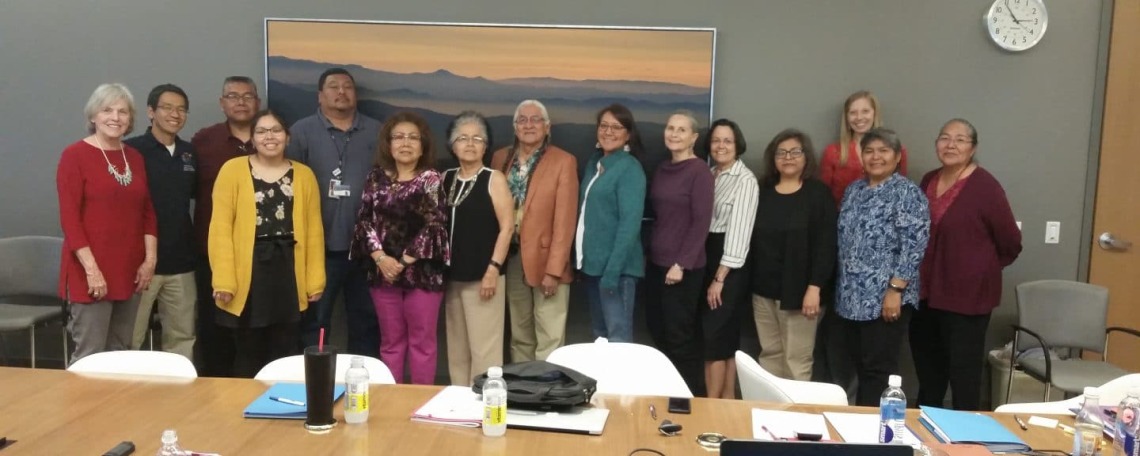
217, 236, 300, 329
700, 232, 748, 360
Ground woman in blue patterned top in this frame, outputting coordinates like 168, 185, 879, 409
835, 127, 929, 406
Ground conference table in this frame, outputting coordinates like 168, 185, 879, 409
0, 367, 1074, 455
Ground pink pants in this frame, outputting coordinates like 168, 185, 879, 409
370, 286, 443, 384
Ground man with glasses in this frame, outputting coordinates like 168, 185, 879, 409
190, 76, 260, 376
287, 68, 382, 357
490, 99, 579, 362
124, 84, 198, 360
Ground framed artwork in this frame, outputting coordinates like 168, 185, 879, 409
265, 18, 716, 170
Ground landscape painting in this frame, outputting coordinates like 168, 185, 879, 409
264, 19, 716, 171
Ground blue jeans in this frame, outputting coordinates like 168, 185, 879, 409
299, 251, 379, 357
583, 275, 638, 343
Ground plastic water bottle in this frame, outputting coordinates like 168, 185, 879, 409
1115, 388, 1140, 456
155, 429, 184, 456
879, 375, 907, 445
344, 356, 370, 424
1074, 386, 1103, 456
482, 366, 507, 437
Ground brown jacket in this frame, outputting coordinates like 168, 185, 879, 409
490, 144, 579, 286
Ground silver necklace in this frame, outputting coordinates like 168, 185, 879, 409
447, 168, 479, 207
94, 136, 132, 186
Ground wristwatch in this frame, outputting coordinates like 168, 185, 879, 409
888, 282, 907, 293
397, 256, 412, 267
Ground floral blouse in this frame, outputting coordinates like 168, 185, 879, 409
252, 166, 294, 238
352, 167, 450, 291
836, 173, 930, 321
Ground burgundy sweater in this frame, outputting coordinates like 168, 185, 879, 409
919, 167, 1022, 315
649, 157, 715, 270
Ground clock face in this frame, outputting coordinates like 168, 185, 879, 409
985, 0, 1048, 52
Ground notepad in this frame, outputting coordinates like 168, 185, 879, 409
918, 406, 1030, 453
410, 386, 611, 434
751, 409, 832, 440
823, 412, 921, 446
243, 382, 346, 419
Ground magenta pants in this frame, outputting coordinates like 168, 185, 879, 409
370, 286, 443, 384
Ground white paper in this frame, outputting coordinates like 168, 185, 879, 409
410, 385, 483, 427
752, 409, 832, 440
823, 411, 921, 445
1028, 415, 1059, 428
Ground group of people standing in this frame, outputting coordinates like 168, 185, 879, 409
55, 71, 1021, 410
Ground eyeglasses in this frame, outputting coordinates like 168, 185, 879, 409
253, 127, 284, 135
515, 116, 545, 126
390, 133, 422, 142
711, 138, 735, 146
222, 93, 258, 103
453, 135, 487, 145
936, 136, 973, 147
156, 104, 188, 115
775, 149, 804, 159
598, 123, 626, 133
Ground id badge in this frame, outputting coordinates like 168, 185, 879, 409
329, 179, 351, 198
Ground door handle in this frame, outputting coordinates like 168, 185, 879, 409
1098, 232, 1133, 251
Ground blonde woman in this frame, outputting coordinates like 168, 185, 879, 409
820, 90, 909, 204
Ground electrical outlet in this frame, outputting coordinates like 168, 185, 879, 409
1016, 221, 1022, 231
1045, 221, 1060, 244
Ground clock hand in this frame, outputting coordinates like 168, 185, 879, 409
1004, 0, 1028, 28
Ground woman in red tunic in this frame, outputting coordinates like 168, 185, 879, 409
56, 83, 157, 363
819, 90, 909, 204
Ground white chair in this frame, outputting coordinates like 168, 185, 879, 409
995, 373, 1140, 415
255, 354, 396, 384
67, 350, 197, 378
735, 350, 848, 406
546, 338, 693, 398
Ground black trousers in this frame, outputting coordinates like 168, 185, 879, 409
644, 263, 707, 397
839, 306, 913, 406
232, 323, 299, 379
909, 304, 992, 410
194, 254, 235, 377
811, 307, 855, 391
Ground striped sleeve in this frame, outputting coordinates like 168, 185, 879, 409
719, 172, 759, 268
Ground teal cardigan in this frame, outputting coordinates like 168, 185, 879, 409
578, 150, 646, 289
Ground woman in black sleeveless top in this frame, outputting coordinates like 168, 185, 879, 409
442, 111, 514, 385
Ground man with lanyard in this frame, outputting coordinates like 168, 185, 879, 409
125, 84, 198, 359
190, 76, 259, 376
288, 68, 381, 357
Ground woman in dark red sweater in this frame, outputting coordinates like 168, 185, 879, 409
57, 83, 157, 364
910, 118, 1022, 410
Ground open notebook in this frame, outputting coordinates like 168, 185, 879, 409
243, 383, 346, 419
411, 385, 610, 435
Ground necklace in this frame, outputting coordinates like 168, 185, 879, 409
937, 163, 971, 197
94, 135, 132, 186
447, 168, 479, 207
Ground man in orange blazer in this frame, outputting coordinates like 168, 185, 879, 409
490, 99, 579, 362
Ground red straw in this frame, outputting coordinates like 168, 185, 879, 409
318, 327, 325, 352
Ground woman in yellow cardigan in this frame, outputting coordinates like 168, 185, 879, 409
209, 110, 326, 378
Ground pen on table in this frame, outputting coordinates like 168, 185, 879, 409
270, 396, 306, 407
1014, 415, 1029, 430
649, 404, 657, 420
761, 425, 779, 440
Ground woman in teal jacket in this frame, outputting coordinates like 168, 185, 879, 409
575, 103, 646, 343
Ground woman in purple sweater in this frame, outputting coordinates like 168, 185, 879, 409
910, 118, 1022, 410
645, 110, 715, 396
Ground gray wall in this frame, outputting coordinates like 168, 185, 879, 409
0, 1, 1104, 365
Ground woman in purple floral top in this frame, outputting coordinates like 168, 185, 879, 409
352, 111, 449, 384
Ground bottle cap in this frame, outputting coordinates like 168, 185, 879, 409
888, 375, 901, 387
489, 366, 503, 378
161, 429, 177, 444
350, 356, 365, 368
1084, 386, 1099, 397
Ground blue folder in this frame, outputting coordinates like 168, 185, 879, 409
243, 382, 346, 419
918, 406, 1030, 453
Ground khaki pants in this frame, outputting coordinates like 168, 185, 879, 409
752, 295, 818, 381
506, 256, 569, 362
445, 280, 506, 386
131, 272, 197, 359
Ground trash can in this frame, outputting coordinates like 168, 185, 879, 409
988, 349, 1065, 409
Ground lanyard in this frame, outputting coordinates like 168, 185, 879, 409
327, 129, 353, 171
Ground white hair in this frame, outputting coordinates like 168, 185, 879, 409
84, 83, 136, 135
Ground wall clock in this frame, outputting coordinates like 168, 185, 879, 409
985, 0, 1048, 52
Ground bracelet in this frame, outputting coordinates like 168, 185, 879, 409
489, 260, 503, 271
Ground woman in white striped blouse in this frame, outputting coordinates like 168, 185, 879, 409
701, 119, 759, 399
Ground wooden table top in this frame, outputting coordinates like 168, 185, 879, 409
0, 367, 1075, 455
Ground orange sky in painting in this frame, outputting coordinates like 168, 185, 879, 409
267, 21, 714, 89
